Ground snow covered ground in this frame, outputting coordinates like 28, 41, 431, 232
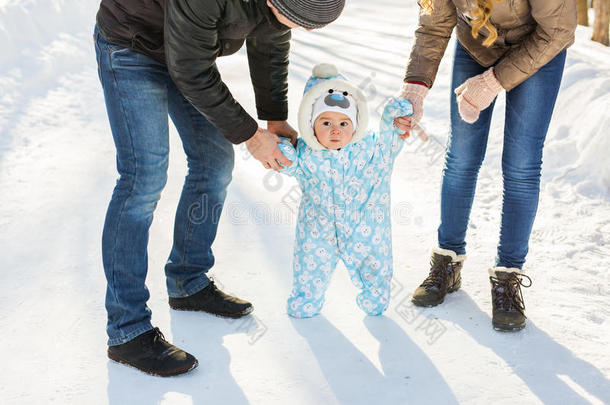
1, 0, 609, 404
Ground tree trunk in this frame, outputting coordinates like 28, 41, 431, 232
577, 0, 589, 26
592, 0, 610, 46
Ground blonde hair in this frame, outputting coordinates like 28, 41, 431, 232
420, 0, 433, 14
420, 0, 499, 47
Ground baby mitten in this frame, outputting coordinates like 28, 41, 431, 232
454, 67, 504, 124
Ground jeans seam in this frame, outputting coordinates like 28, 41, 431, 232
177, 96, 208, 295
94, 29, 102, 73
103, 36, 139, 310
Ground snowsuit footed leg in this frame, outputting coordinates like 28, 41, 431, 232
287, 217, 339, 318
343, 229, 393, 316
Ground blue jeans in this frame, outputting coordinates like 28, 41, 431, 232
94, 27, 235, 345
438, 41, 566, 269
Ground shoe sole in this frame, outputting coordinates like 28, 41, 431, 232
411, 284, 461, 308
492, 322, 526, 332
169, 304, 254, 318
107, 353, 198, 377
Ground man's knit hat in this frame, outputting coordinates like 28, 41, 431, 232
298, 63, 369, 150
269, 0, 346, 29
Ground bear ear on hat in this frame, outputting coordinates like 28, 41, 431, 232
312, 63, 339, 79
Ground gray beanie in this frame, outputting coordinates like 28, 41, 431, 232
269, 0, 346, 29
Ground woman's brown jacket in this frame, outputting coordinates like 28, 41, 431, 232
405, 0, 577, 90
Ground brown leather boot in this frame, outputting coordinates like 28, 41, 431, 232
412, 248, 465, 307
489, 267, 532, 331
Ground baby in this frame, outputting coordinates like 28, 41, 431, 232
279, 64, 412, 318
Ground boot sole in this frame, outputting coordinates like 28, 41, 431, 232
492, 321, 526, 332
169, 303, 254, 318
411, 284, 461, 308
107, 353, 198, 377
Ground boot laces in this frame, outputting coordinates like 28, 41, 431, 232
421, 257, 457, 289
206, 278, 219, 293
490, 273, 532, 314
142, 327, 166, 351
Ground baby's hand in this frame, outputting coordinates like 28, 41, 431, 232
393, 116, 412, 139
381, 97, 413, 139
276, 138, 299, 174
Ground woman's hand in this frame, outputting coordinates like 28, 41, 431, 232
245, 127, 292, 171
397, 82, 429, 137
454, 67, 504, 124
267, 120, 298, 146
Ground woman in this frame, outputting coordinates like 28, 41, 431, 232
395, 0, 576, 331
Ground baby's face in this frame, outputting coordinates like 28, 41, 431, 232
313, 112, 354, 150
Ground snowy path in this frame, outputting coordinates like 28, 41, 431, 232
1, 0, 609, 404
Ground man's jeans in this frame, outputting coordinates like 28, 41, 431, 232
94, 27, 235, 345
438, 42, 566, 269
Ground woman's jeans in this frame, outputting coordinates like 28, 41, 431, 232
438, 41, 566, 269
94, 27, 235, 345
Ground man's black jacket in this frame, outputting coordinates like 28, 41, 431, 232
96, 0, 291, 143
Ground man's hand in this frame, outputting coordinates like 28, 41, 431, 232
267, 120, 298, 146
245, 127, 292, 171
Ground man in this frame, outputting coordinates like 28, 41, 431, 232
94, 0, 345, 376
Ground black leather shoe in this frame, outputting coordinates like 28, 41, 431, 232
169, 281, 253, 318
489, 268, 532, 331
412, 248, 465, 307
107, 327, 197, 376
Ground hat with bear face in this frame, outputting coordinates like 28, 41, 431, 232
310, 89, 358, 130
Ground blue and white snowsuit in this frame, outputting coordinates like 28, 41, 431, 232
280, 69, 413, 317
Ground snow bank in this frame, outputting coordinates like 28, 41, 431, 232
543, 26, 610, 198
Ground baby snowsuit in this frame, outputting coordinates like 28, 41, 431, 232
280, 64, 413, 317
